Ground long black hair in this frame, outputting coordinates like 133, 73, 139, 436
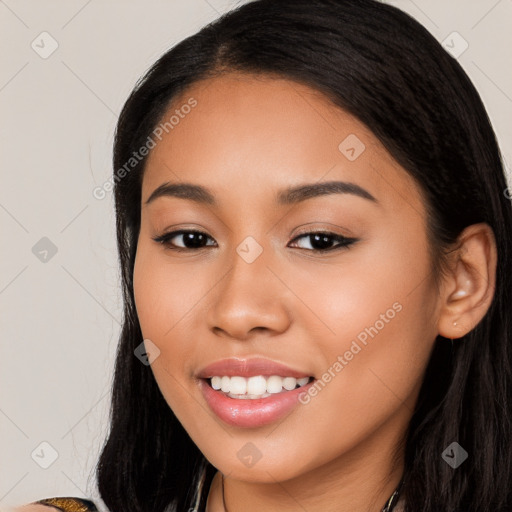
96, 1, 512, 510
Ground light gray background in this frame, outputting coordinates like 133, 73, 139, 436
1, 0, 511, 510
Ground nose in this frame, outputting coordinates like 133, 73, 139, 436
206, 241, 292, 341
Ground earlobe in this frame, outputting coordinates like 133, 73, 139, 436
437, 223, 497, 340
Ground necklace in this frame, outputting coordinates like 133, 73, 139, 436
220, 474, 404, 512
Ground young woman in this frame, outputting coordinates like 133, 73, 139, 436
20, 0, 512, 510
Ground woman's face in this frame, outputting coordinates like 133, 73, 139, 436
133, 73, 441, 483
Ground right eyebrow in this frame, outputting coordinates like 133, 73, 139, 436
145, 182, 216, 206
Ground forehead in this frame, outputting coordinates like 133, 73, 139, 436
141, 73, 424, 214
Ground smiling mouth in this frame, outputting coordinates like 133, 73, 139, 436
204, 375, 314, 399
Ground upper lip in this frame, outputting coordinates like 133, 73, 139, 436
196, 357, 312, 379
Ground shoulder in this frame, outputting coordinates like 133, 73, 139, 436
15, 497, 98, 512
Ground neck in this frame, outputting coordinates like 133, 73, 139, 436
206, 417, 406, 512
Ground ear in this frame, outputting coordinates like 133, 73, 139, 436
437, 223, 497, 339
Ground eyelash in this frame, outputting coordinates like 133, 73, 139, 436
152, 229, 358, 254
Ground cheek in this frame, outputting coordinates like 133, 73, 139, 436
301, 294, 435, 459
132, 246, 199, 420
133, 241, 203, 342
280, 270, 437, 477
132, 241, 214, 390
290, 228, 437, 405
290, 225, 433, 346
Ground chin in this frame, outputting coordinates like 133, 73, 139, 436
201, 442, 318, 483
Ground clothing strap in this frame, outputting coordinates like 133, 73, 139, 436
381, 477, 405, 512
33, 497, 98, 512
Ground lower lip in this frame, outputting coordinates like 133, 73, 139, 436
199, 378, 315, 428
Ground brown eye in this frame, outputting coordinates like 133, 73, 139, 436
289, 232, 358, 252
152, 230, 216, 251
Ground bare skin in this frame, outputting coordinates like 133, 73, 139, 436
125, 73, 496, 512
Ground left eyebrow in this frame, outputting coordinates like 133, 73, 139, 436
276, 180, 378, 205
144, 180, 378, 207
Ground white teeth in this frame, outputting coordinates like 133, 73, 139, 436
247, 375, 267, 395
282, 377, 297, 391
211, 376, 222, 390
221, 376, 231, 393
208, 375, 311, 398
297, 377, 309, 387
266, 375, 283, 393
229, 376, 247, 395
